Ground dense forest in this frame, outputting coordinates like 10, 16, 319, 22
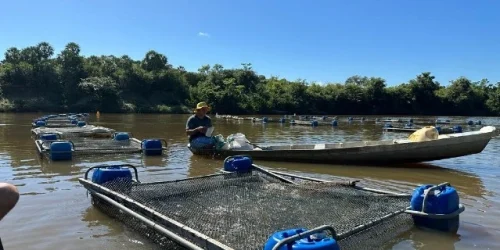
0, 42, 499, 116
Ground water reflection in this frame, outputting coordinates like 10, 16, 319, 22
389, 229, 461, 250
0, 113, 499, 250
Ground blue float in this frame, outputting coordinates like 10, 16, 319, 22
113, 132, 130, 141
71, 119, 78, 125
40, 134, 58, 141
77, 121, 86, 127
262, 117, 269, 123
311, 120, 319, 127
264, 228, 340, 250
34, 120, 46, 127
223, 155, 253, 173
92, 166, 132, 185
435, 126, 442, 134
467, 120, 473, 126
141, 139, 164, 156
384, 123, 393, 128
331, 120, 338, 127
453, 125, 462, 133
410, 184, 461, 233
49, 141, 73, 161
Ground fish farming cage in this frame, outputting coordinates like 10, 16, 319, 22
32, 113, 90, 128
78, 156, 465, 250
31, 125, 115, 139
35, 132, 168, 161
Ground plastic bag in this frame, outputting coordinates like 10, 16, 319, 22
408, 126, 439, 142
226, 133, 254, 150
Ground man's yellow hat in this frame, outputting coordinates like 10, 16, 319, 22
194, 102, 211, 111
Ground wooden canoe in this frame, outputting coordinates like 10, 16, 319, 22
188, 126, 497, 165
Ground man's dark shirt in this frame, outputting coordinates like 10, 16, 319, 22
186, 114, 212, 142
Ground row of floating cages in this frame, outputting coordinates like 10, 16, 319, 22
377, 118, 483, 126
78, 155, 465, 250
383, 123, 467, 134
232, 115, 485, 128
34, 132, 167, 161
32, 113, 90, 128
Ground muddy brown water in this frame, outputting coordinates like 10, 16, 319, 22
0, 113, 499, 250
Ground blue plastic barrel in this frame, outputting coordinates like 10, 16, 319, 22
92, 166, 132, 185
435, 126, 442, 134
77, 121, 86, 127
311, 120, 319, 127
41, 134, 58, 141
264, 228, 340, 250
223, 155, 253, 173
410, 184, 460, 232
49, 141, 73, 161
331, 120, 338, 127
467, 120, 473, 126
453, 125, 462, 133
141, 139, 163, 156
113, 132, 130, 141
35, 120, 46, 127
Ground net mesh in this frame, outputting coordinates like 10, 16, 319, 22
40, 138, 142, 155
32, 126, 115, 138
84, 170, 414, 250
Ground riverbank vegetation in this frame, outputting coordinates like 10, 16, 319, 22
1, 42, 499, 115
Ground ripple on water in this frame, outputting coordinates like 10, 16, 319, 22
0, 114, 500, 250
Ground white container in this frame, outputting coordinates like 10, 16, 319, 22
206, 127, 214, 137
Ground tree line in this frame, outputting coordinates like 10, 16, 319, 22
0, 41, 499, 116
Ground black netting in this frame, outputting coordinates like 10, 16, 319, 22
41, 138, 142, 155
84, 170, 414, 250
32, 126, 115, 138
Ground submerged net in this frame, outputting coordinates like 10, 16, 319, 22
32, 126, 115, 138
41, 138, 142, 154
85, 170, 414, 250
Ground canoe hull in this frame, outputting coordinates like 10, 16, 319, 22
189, 127, 497, 165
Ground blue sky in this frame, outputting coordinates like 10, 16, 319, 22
1, 0, 499, 86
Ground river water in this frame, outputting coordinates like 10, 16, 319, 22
0, 113, 499, 250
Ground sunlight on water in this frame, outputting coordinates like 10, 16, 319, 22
0, 113, 499, 250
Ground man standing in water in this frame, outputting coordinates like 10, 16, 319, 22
186, 102, 215, 149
